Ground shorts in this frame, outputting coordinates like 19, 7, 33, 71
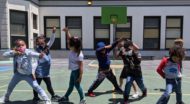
120, 66, 128, 79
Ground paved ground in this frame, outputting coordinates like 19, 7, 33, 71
0, 59, 190, 104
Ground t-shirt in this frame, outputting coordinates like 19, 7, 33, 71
68, 51, 84, 71
164, 61, 182, 79
157, 57, 182, 79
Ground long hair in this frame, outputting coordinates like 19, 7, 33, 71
169, 47, 184, 61
69, 36, 82, 56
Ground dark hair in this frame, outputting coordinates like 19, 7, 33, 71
69, 36, 82, 56
15, 39, 25, 46
124, 39, 133, 50
169, 47, 184, 61
36, 36, 45, 45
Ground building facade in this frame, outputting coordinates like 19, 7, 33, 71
0, 0, 190, 58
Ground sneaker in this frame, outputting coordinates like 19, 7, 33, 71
33, 97, 41, 102
132, 92, 139, 98
58, 96, 69, 102
0, 96, 9, 103
51, 95, 61, 102
79, 99, 86, 104
142, 89, 147, 97
176, 101, 185, 104
45, 100, 52, 104
88, 92, 96, 97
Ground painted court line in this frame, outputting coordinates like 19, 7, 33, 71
0, 77, 10, 81
0, 89, 189, 96
112, 68, 116, 100
0, 84, 8, 89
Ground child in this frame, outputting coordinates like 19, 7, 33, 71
0, 39, 51, 104
123, 41, 147, 104
116, 39, 139, 98
173, 39, 186, 71
33, 26, 60, 102
58, 27, 86, 104
87, 38, 123, 97
156, 47, 185, 104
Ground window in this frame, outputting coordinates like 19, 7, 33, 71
10, 10, 28, 48
165, 16, 183, 49
66, 16, 82, 49
94, 17, 110, 49
143, 17, 160, 50
44, 16, 61, 49
33, 14, 37, 29
116, 17, 132, 40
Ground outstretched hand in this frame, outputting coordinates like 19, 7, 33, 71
62, 27, 69, 32
52, 26, 56, 33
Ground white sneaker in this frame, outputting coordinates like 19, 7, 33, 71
45, 100, 52, 104
132, 92, 139, 98
0, 96, 9, 103
79, 99, 86, 104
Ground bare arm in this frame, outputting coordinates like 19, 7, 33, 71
63, 27, 71, 48
47, 26, 56, 48
132, 42, 139, 52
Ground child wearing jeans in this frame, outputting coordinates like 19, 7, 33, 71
0, 39, 51, 104
116, 39, 140, 99
58, 27, 86, 104
156, 47, 185, 104
123, 40, 147, 104
87, 38, 123, 97
33, 26, 60, 102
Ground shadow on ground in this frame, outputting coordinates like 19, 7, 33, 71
109, 96, 146, 104
85, 90, 116, 97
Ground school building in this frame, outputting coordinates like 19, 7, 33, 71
0, 0, 190, 58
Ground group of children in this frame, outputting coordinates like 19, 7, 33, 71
0, 25, 186, 104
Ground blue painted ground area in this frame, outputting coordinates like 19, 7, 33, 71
0, 66, 12, 71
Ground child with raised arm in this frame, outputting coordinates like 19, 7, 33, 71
0, 39, 51, 104
87, 38, 123, 97
123, 40, 147, 104
33, 26, 60, 102
116, 39, 139, 98
156, 47, 185, 104
58, 27, 86, 104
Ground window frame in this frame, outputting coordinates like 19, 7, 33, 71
165, 16, 183, 49
143, 16, 161, 50
93, 16, 110, 50
115, 16, 132, 40
44, 16, 61, 50
10, 10, 28, 48
65, 16, 82, 49
33, 13, 38, 29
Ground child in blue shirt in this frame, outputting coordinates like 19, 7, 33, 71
33, 26, 60, 102
87, 38, 124, 97
0, 39, 51, 104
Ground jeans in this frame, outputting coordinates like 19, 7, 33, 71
65, 70, 85, 100
156, 78, 182, 104
124, 76, 147, 101
33, 77, 55, 98
5, 73, 49, 101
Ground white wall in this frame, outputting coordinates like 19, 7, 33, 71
7, 0, 39, 48
39, 6, 190, 50
128, 6, 190, 49
39, 7, 102, 49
